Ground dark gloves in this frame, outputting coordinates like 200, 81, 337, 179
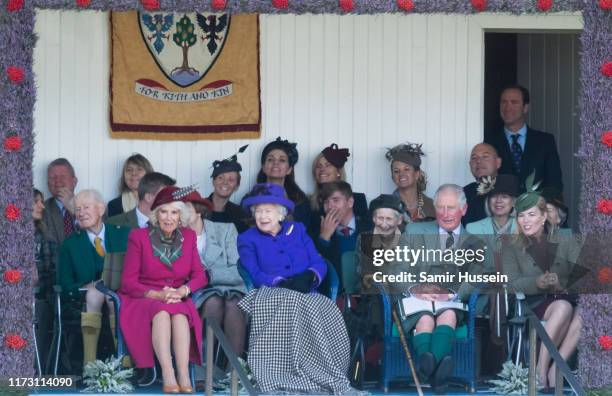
279, 270, 317, 294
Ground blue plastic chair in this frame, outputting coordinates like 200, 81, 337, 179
377, 286, 480, 393
238, 260, 338, 301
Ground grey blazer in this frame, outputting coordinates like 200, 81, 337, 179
198, 220, 246, 293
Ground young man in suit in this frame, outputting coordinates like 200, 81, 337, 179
43, 158, 78, 244
107, 172, 175, 229
485, 84, 563, 192
313, 181, 372, 292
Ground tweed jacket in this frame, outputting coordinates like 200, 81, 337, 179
43, 197, 70, 245
502, 234, 581, 298
107, 208, 139, 229
57, 223, 131, 297
389, 221, 489, 300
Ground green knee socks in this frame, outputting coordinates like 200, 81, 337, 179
430, 325, 455, 363
412, 332, 432, 358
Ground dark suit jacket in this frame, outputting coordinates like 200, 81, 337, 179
107, 196, 124, 218
463, 182, 487, 226
43, 198, 70, 245
107, 208, 139, 229
485, 126, 563, 192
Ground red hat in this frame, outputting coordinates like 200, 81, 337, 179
151, 185, 213, 212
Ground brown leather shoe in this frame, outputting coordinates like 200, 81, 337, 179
179, 385, 195, 394
162, 384, 180, 394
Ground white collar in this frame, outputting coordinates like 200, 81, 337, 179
135, 207, 149, 228
86, 223, 105, 246
438, 224, 461, 235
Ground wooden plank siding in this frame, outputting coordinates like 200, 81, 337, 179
32, 11, 582, 209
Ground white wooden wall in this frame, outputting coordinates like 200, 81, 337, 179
32, 10, 582, 206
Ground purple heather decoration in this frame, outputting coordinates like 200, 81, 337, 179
0, 0, 609, 389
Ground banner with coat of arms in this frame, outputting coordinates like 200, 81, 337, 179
110, 11, 260, 140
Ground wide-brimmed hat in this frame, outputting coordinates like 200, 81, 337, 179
477, 174, 520, 197
541, 187, 568, 214
385, 142, 424, 168
260, 137, 299, 167
321, 143, 350, 169
369, 194, 405, 216
241, 183, 295, 214
211, 145, 248, 179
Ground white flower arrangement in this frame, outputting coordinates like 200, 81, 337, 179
488, 360, 531, 395
82, 356, 134, 393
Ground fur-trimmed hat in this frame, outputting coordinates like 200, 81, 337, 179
385, 143, 425, 168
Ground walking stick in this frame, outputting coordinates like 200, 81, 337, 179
392, 308, 424, 396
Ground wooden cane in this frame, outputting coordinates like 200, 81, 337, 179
392, 308, 424, 396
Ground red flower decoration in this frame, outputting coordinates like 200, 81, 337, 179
6, 0, 24, 12
272, 0, 288, 9
6, 67, 24, 84
211, 0, 226, 9
339, 0, 353, 12
397, 0, 414, 10
537, 0, 553, 11
141, 0, 159, 11
602, 62, 612, 77
76, 0, 90, 7
4, 334, 27, 350
4, 204, 20, 221
599, 335, 612, 351
602, 131, 612, 148
598, 268, 612, 285
600, 0, 612, 10
3, 135, 22, 152
471, 0, 487, 11
3, 269, 22, 284
597, 199, 612, 215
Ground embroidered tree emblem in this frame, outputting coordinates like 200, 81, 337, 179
172, 15, 198, 76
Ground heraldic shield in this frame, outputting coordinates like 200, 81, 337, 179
138, 12, 231, 87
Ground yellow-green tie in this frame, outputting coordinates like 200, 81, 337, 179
94, 237, 105, 257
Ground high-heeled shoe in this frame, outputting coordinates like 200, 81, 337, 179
162, 384, 180, 394
179, 385, 195, 394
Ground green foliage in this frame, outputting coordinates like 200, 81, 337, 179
173, 15, 197, 47
489, 361, 531, 395
82, 356, 134, 393
587, 387, 612, 396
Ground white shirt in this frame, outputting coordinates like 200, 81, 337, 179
336, 216, 356, 236
87, 223, 106, 251
438, 225, 461, 250
136, 207, 149, 229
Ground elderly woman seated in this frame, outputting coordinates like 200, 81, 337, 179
57, 189, 131, 368
237, 183, 352, 394
118, 186, 208, 394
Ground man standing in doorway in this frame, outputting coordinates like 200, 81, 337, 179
485, 84, 563, 192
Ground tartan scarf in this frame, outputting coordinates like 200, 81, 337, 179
149, 226, 183, 268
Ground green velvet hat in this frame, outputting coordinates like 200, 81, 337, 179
514, 172, 542, 214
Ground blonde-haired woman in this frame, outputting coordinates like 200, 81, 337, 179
119, 186, 208, 394
503, 191, 581, 391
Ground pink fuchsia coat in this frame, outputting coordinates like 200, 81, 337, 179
118, 227, 208, 368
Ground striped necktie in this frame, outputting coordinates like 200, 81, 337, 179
445, 231, 455, 249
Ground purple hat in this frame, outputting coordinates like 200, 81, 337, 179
241, 183, 295, 214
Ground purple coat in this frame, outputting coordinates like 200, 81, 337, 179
237, 221, 327, 287
118, 227, 208, 367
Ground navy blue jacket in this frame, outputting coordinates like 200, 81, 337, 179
237, 221, 327, 288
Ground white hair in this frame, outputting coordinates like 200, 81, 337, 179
434, 184, 467, 208
250, 203, 288, 219
372, 207, 403, 222
75, 189, 106, 208
149, 201, 191, 227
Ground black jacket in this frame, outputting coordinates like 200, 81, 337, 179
485, 126, 563, 192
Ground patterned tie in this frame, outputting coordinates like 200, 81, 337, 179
510, 134, 523, 173
94, 237, 105, 257
63, 210, 74, 236
445, 231, 455, 249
